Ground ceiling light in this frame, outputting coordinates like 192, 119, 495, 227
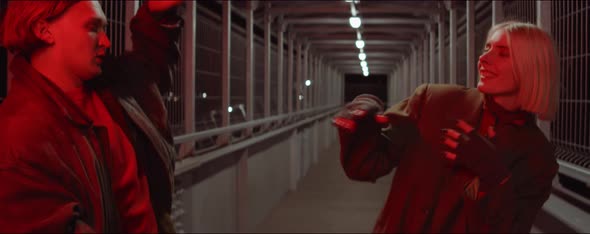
355, 39, 365, 49
358, 52, 366, 60
360, 61, 367, 67
349, 16, 361, 29
305, 80, 312, 86
363, 71, 369, 77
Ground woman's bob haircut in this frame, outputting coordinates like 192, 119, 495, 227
487, 21, 560, 121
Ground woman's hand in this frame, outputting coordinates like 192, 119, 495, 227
441, 119, 511, 186
332, 94, 390, 134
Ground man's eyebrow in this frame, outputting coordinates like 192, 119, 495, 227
84, 17, 108, 26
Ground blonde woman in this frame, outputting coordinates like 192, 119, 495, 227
333, 21, 559, 233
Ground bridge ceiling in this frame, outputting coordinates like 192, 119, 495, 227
249, 0, 445, 75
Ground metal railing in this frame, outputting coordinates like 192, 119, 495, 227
173, 104, 340, 175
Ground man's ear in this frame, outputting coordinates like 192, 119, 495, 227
32, 20, 55, 45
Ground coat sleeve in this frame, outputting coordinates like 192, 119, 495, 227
99, 4, 182, 94
485, 145, 558, 233
0, 158, 95, 233
338, 84, 428, 182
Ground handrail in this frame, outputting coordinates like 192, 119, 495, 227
557, 160, 590, 186
173, 104, 340, 144
174, 106, 340, 176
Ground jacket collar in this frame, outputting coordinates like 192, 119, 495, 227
9, 55, 94, 128
482, 95, 535, 127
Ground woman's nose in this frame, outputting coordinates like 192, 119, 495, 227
479, 52, 491, 65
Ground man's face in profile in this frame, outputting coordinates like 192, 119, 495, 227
48, 1, 111, 81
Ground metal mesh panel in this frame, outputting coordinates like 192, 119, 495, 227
551, 0, 590, 168
503, 0, 537, 24
456, 32, 467, 86
292, 51, 298, 112
271, 46, 278, 115
254, 39, 265, 119
100, 1, 127, 57
283, 50, 289, 112
166, 26, 185, 136
230, 29, 247, 125
195, 12, 222, 132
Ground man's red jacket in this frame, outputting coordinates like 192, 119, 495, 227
0, 4, 180, 233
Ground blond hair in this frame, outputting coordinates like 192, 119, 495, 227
487, 21, 560, 120
0, 1, 80, 57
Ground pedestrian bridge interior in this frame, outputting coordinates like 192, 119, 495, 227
0, 0, 589, 233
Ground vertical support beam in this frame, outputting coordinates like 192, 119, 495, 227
328, 67, 332, 105
179, 1, 197, 158
287, 32, 294, 114
306, 55, 312, 109
448, 2, 457, 84
411, 46, 417, 90
221, 1, 231, 128
303, 45, 309, 109
277, 17, 285, 115
339, 72, 344, 105
245, 1, 255, 125
236, 148, 248, 233
466, 0, 476, 88
438, 12, 446, 84
423, 36, 429, 85
492, 1, 504, 25
289, 130, 299, 191
429, 24, 436, 83
263, 4, 271, 118
419, 44, 423, 85
536, 0, 552, 139
124, 0, 140, 51
296, 42, 302, 112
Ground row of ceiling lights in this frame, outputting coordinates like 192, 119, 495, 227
347, 0, 369, 77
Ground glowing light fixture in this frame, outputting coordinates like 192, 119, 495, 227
360, 61, 367, 67
228, 106, 233, 113
358, 52, 366, 60
349, 16, 361, 29
299, 95, 304, 100
363, 71, 369, 77
305, 80, 312, 86
355, 39, 365, 49
202, 92, 207, 98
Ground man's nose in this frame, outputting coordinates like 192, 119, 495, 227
99, 33, 111, 49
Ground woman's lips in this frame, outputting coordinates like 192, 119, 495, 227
479, 68, 496, 78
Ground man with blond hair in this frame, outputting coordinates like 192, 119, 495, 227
0, 1, 183, 232
333, 21, 559, 233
